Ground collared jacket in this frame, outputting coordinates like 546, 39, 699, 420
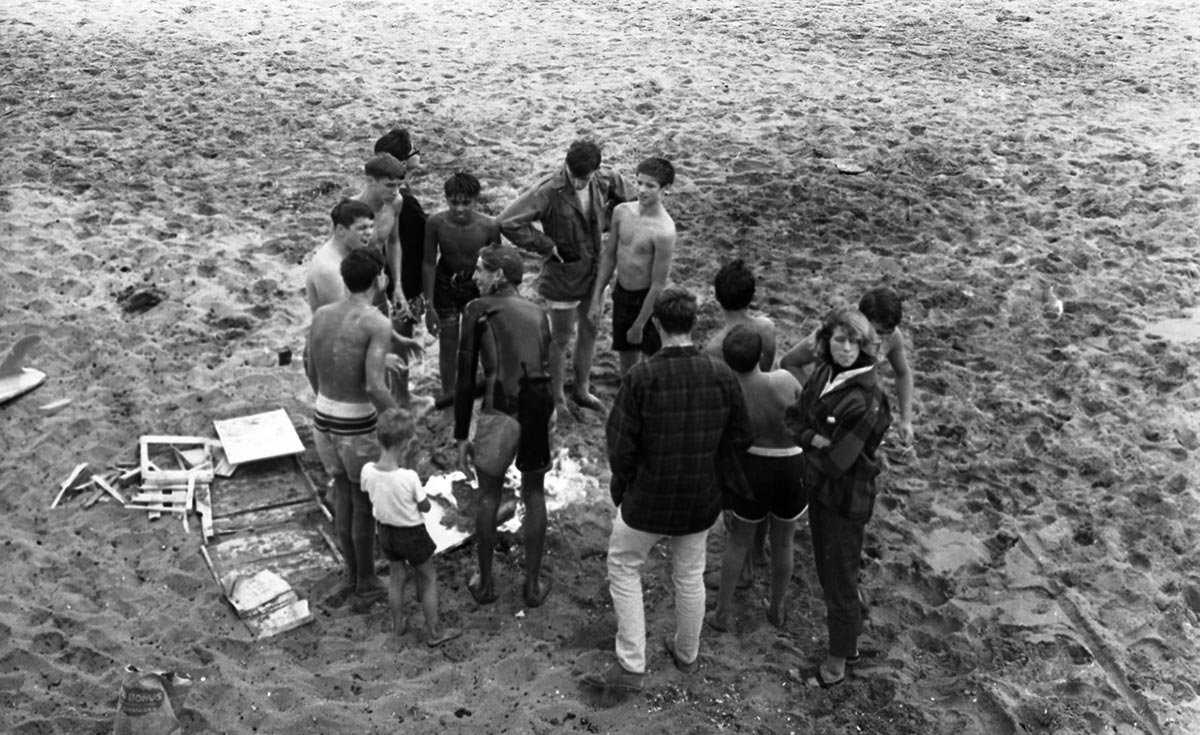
790, 360, 891, 522
606, 345, 754, 536
498, 166, 634, 302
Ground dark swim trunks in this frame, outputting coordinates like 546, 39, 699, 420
377, 522, 437, 565
727, 450, 807, 522
612, 282, 662, 355
433, 263, 481, 318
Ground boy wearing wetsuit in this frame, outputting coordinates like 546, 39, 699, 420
453, 246, 555, 608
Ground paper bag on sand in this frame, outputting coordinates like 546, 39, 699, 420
113, 665, 192, 735
473, 410, 520, 477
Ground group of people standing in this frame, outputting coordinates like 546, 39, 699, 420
302, 131, 915, 690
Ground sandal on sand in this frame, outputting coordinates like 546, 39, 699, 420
427, 628, 463, 648
846, 647, 879, 666
523, 576, 553, 608
467, 574, 498, 605
788, 667, 844, 689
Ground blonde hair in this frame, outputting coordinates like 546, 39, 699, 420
376, 408, 415, 450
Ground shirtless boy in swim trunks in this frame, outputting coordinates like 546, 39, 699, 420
702, 258, 778, 576
423, 172, 501, 407
702, 259, 778, 371
305, 199, 375, 313
589, 157, 677, 375
353, 153, 418, 403
708, 325, 804, 633
306, 248, 397, 601
454, 246, 555, 608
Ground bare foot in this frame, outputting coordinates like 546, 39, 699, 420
569, 390, 603, 411
467, 573, 498, 605
705, 612, 732, 633
426, 627, 463, 648
523, 576, 553, 608
764, 597, 787, 629
356, 578, 387, 600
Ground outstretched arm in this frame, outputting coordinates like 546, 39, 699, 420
887, 333, 915, 444
780, 327, 819, 383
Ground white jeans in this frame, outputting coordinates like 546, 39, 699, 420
607, 509, 711, 674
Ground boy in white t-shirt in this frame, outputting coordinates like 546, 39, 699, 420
361, 409, 462, 648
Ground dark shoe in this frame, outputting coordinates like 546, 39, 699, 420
580, 662, 644, 692
662, 636, 699, 675
704, 569, 751, 591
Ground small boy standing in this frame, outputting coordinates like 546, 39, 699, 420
422, 172, 502, 407
361, 409, 462, 648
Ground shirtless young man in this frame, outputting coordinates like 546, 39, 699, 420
780, 286, 915, 445
454, 247, 555, 608
708, 325, 804, 633
702, 259, 778, 371
589, 157, 677, 375
305, 199, 375, 313
306, 248, 398, 601
353, 153, 418, 403
422, 172, 501, 407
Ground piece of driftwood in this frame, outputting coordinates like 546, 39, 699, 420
52, 462, 89, 509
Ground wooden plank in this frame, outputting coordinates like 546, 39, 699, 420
94, 474, 126, 504
216, 546, 339, 591
127, 504, 189, 514
296, 454, 334, 523
52, 462, 89, 508
129, 492, 188, 504
211, 501, 313, 535
210, 454, 308, 517
196, 483, 213, 540
209, 526, 325, 562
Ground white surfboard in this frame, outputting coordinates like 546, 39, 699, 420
0, 336, 46, 405
0, 367, 46, 405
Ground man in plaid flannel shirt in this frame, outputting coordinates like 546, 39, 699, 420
581, 287, 753, 691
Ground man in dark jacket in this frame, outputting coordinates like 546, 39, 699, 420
581, 287, 753, 692
498, 139, 634, 410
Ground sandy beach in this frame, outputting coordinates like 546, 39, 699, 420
2, 0, 1199, 733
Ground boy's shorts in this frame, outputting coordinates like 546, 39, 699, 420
727, 448, 807, 523
377, 522, 437, 566
433, 266, 480, 320
612, 283, 661, 354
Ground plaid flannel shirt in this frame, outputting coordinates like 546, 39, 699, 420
606, 345, 753, 535
793, 361, 890, 520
